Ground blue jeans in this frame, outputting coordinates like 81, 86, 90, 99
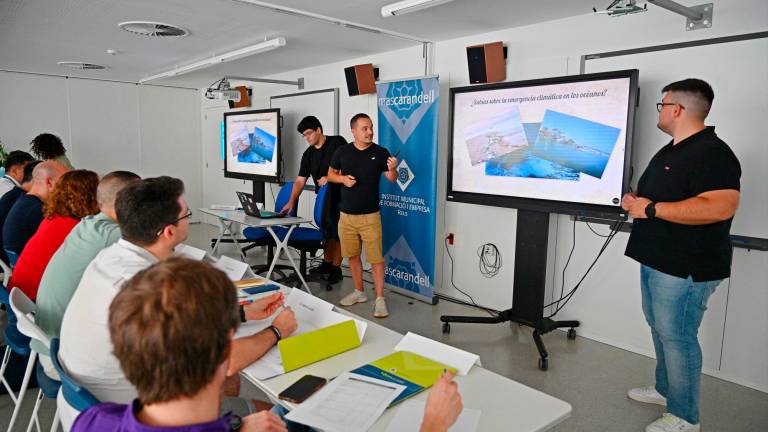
640, 265, 720, 425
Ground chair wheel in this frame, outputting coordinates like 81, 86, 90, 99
567, 328, 577, 340
442, 323, 451, 334
538, 358, 548, 371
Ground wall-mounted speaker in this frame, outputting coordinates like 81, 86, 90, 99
344, 63, 377, 96
228, 86, 251, 109
466, 41, 506, 84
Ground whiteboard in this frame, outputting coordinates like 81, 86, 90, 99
270, 89, 339, 185
585, 36, 768, 238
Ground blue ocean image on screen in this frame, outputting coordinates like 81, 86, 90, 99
531, 110, 621, 179
237, 127, 276, 164
486, 152, 579, 180
486, 112, 621, 180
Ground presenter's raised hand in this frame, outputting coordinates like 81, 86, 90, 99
241, 411, 287, 432
420, 371, 463, 432
342, 175, 357, 188
387, 156, 398, 171
272, 306, 297, 338
243, 292, 284, 321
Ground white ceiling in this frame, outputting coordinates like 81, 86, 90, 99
0, 0, 596, 88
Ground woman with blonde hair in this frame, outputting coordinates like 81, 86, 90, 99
8, 169, 99, 300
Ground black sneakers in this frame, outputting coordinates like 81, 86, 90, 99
325, 266, 343, 284
309, 261, 333, 275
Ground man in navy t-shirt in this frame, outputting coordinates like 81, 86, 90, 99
3, 160, 67, 255
328, 113, 398, 318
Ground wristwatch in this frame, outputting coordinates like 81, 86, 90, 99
645, 202, 656, 219
269, 325, 282, 342
229, 414, 242, 431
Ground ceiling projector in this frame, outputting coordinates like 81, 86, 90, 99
205, 78, 241, 102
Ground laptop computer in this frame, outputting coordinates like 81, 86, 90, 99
236, 191, 284, 219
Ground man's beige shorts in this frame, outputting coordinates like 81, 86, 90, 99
338, 211, 384, 264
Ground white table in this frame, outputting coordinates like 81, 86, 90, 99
239, 301, 572, 432
198, 208, 311, 293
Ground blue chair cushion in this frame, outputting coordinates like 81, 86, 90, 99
242, 227, 271, 241
243, 226, 289, 242
3, 325, 31, 356
35, 361, 61, 399
286, 227, 324, 243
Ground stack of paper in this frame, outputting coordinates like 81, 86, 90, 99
285, 372, 406, 432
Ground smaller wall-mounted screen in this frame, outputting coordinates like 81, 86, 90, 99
224, 108, 282, 182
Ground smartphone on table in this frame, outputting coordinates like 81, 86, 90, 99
278, 375, 327, 404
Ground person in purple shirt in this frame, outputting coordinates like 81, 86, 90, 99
71, 257, 465, 432
71, 258, 289, 432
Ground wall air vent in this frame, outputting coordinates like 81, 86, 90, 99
118, 21, 188, 37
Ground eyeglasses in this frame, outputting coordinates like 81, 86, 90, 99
656, 102, 685, 112
156, 209, 192, 236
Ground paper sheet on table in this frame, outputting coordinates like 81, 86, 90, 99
214, 255, 250, 280
286, 372, 405, 432
240, 288, 368, 379
174, 244, 207, 261
394, 332, 480, 376
384, 399, 481, 432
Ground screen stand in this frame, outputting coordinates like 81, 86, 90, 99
439, 209, 579, 371
252, 180, 265, 206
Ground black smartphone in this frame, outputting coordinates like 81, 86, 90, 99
278, 375, 327, 403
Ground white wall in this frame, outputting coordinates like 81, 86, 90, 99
0, 71, 203, 213
199, 0, 768, 391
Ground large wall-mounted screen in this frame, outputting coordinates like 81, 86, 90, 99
448, 70, 638, 217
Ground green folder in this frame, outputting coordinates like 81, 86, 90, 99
351, 351, 457, 406
278, 320, 361, 372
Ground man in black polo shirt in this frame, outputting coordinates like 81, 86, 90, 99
622, 79, 740, 432
280, 116, 348, 284
328, 113, 398, 318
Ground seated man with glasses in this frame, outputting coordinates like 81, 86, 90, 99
58, 176, 298, 429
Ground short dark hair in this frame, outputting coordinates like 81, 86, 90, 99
297, 116, 323, 134
109, 258, 239, 404
21, 160, 42, 184
662, 78, 714, 119
350, 113, 371, 129
115, 176, 185, 246
30, 133, 66, 160
3, 150, 35, 171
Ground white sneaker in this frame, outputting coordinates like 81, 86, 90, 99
339, 289, 368, 306
373, 297, 389, 318
628, 385, 667, 406
646, 413, 700, 432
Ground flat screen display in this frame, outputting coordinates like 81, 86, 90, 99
448, 70, 638, 217
224, 108, 281, 182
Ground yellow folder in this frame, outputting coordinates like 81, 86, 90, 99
278, 320, 361, 373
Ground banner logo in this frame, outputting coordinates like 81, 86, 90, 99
396, 159, 414, 191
